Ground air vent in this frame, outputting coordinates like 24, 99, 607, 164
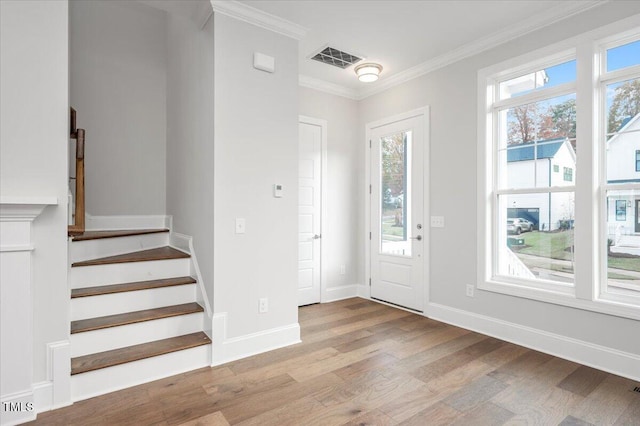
310, 47, 362, 69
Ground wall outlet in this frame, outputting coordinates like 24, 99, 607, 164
431, 216, 445, 228
235, 218, 246, 234
259, 297, 268, 313
340, 265, 346, 275
466, 284, 475, 297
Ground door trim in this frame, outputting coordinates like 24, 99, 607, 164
299, 115, 328, 303
364, 107, 430, 315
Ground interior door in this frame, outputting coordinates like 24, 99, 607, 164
298, 120, 322, 305
370, 115, 424, 311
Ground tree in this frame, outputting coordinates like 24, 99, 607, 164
608, 79, 640, 134
548, 98, 576, 139
508, 103, 539, 145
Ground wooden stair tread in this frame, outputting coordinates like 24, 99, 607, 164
71, 276, 196, 298
71, 332, 211, 375
71, 302, 204, 334
72, 246, 189, 267
72, 229, 169, 241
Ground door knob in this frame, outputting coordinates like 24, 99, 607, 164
313, 234, 322, 239
411, 235, 422, 241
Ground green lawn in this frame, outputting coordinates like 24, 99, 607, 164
512, 230, 640, 276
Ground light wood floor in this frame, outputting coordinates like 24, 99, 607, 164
30, 298, 640, 425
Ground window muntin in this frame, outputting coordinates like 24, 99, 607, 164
636, 150, 640, 172
498, 60, 576, 100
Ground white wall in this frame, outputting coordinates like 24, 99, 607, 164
213, 14, 299, 339
166, 13, 215, 310
299, 88, 361, 296
0, 0, 69, 388
358, 2, 640, 356
69, 1, 167, 216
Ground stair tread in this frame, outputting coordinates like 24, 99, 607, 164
72, 246, 189, 267
71, 276, 196, 298
72, 229, 169, 241
71, 302, 204, 334
71, 332, 211, 375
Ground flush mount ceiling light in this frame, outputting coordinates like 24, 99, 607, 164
354, 63, 382, 82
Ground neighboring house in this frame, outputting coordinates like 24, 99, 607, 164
606, 113, 640, 237
507, 138, 576, 231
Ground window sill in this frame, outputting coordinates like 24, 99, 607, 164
479, 278, 640, 321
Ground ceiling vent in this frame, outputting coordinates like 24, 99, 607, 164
310, 46, 363, 69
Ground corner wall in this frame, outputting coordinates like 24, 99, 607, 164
212, 13, 300, 360
69, 1, 167, 216
299, 88, 362, 299
166, 11, 215, 312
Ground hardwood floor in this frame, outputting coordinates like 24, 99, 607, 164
30, 298, 640, 425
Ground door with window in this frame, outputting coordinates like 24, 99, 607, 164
370, 114, 425, 311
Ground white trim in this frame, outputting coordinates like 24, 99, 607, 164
211, 313, 300, 365
299, 115, 328, 306
0, 197, 57, 221
210, 0, 308, 40
364, 107, 431, 314
299, 75, 358, 100
170, 232, 213, 321
428, 302, 640, 382
84, 213, 170, 231
322, 285, 359, 303
32, 341, 72, 415
0, 244, 34, 252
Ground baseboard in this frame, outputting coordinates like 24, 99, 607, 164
356, 283, 369, 299
212, 313, 300, 366
84, 213, 170, 231
1, 389, 36, 426
428, 302, 640, 382
32, 341, 71, 416
322, 284, 358, 303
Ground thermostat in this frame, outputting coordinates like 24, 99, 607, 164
273, 184, 283, 198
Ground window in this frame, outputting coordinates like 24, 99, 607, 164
563, 167, 573, 182
478, 20, 640, 319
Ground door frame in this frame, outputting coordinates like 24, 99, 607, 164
299, 115, 328, 303
364, 107, 430, 314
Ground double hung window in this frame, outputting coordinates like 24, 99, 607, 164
478, 18, 640, 318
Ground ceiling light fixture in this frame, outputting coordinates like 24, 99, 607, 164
354, 63, 382, 82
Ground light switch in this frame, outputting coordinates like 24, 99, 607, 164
273, 184, 283, 198
430, 216, 445, 228
235, 218, 246, 234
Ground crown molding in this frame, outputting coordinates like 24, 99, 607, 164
298, 0, 606, 101
210, 0, 308, 40
357, 0, 606, 99
299, 75, 358, 100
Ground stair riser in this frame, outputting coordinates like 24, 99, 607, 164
71, 284, 197, 320
69, 233, 169, 263
71, 312, 205, 357
71, 345, 211, 402
69, 258, 191, 288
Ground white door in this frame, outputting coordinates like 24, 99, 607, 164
370, 115, 425, 311
298, 120, 323, 305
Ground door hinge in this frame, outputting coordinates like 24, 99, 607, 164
369, 278, 372, 286
369, 231, 372, 240
369, 140, 372, 148
369, 184, 372, 194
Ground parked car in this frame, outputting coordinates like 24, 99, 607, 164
507, 218, 533, 234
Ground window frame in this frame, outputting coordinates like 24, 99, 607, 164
477, 15, 640, 320
636, 150, 640, 172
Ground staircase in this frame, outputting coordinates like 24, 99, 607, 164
68, 228, 211, 401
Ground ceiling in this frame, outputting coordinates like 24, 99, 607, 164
237, 0, 603, 98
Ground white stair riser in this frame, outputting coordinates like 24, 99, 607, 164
71, 345, 211, 402
71, 284, 197, 320
71, 312, 205, 357
69, 258, 190, 288
69, 233, 169, 263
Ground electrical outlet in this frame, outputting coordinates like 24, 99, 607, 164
340, 265, 346, 275
466, 284, 475, 298
235, 218, 246, 234
259, 298, 268, 313
430, 216, 445, 228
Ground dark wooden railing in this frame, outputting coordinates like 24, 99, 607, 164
68, 108, 85, 235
